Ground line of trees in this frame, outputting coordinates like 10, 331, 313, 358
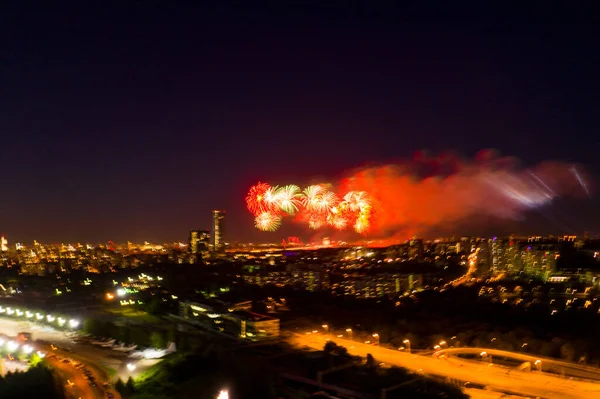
322, 342, 468, 399
275, 283, 600, 365
82, 318, 199, 351
115, 348, 275, 399
0, 365, 65, 399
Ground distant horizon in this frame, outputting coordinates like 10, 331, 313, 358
0, 231, 587, 247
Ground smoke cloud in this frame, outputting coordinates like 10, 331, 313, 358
337, 150, 590, 237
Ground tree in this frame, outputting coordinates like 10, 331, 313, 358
145, 297, 163, 315
126, 377, 136, 394
323, 341, 338, 356
150, 331, 166, 349
115, 379, 125, 395
366, 353, 376, 368
560, 342, 576, 362
0, 365, 66, 399
82, 318, 97, 335
29, 352, 43, 367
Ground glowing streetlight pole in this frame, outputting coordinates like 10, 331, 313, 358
322, 324, 329, 335
372, 333, 379, 346
403, 339, 411, 354
535, 360, 542, 372
480, 351, 492, 364
346, 328, 353, 341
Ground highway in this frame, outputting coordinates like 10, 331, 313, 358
290, 333, 600, 399
0, 317, 154, 399
435, 347, 600, 381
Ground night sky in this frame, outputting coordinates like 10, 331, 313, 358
1, 2, 599, 243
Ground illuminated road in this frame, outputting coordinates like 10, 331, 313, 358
462, 389, 527, 399
45, 354, 100, 399
435, 347, 600, 381
290, 333, 600, 399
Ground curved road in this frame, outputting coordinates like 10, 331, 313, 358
290, 333, 600, 399
435, 347, 600, 381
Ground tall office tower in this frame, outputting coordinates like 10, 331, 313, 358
189, 230, 210, 263
211, 210, 226, 252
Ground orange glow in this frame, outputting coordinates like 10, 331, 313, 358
339, 150, 588, 237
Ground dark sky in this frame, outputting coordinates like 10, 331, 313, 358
1, 1, 599, 243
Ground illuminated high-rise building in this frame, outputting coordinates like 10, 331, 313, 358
211, 210, 226, 252
1, 236, 7, 252
189, 230, 210, 263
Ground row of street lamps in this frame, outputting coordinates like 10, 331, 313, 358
319, 324, 410, 353
0, 305, 80, 329
317, 325, 545, 372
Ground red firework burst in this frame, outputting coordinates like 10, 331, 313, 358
245, 182, 272, 216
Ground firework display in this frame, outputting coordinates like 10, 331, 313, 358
246, 182, 373, 233
245, 151, 590, 237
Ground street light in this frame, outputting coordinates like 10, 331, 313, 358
217, 390, 229, 399
403, 339, 411, 354
535, 360, 542, 372
450, 336, 459, 348
322, 324, 329, 334
480, 351, 487, 362
346, 328, 353, 341
439, 341, 446, 347
372, 333, 379, 345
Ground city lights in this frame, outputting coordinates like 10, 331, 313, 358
0, 5, 594, 398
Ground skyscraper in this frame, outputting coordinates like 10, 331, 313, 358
211, 210, 226, 252
189, 230, 210, 263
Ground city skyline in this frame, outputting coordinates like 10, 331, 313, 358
1, 3, 598, 242
2, 4, 600, 399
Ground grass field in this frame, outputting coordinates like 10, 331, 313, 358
104, 307, 161, 324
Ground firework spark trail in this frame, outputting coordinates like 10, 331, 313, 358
570, 166, 591, 198
254, 212, 282, 232
246, 182, 373, 233
274, 185, 302, 214
246, 151, 590, 235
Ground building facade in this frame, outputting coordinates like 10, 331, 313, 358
211, 210, 226, 252
188, 230, 210, 263
179, 300, 280, 341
